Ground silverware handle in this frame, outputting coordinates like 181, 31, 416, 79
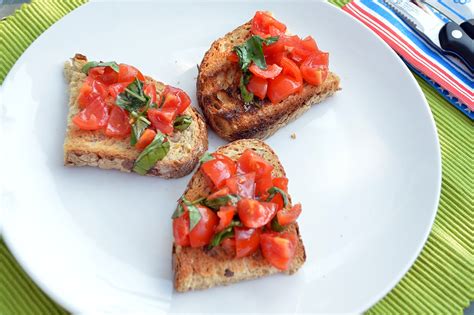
460, 19, 474, 39
439, 22, 474, 70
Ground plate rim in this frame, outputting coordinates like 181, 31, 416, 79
0, 1, 442, 313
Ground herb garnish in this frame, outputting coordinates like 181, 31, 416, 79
199, 152, 214, 163
209, 221, 242, 247
271, 217, 285, 232
116, 78, 149, 113
173, 115, 192, 131
132, 133, 170, 175
203, 194, 240, 211
266, 186, 289, 207
233, 35, 279, 104
82, 61, 119, 74
171, 197, 205, 231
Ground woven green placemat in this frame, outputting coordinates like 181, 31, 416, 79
0, 0, 472, 314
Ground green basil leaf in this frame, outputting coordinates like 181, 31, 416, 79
199, 152, 214, 163
173, 115, 192, 131
203, 194, 240, 211
239, 73, 254, 104
271, 216, 285, 232
171, 203, 184, 219
266, 186, 289, 207
264, 36, 279, 46
116, 78, 148, 112
234, 45, 251, 72
132, 133, 170, 175
187, 204, 202, 231
130, 115, 150, 146
209, 221, 242, 247
233, 35, 279, 72
82, 61, 119, 74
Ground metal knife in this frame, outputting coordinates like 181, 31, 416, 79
384, 0, 474, 70
422, 0, 474, 38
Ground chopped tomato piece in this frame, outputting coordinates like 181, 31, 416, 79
267, 74, 302, 103
251, 11, 287, 37
117, 63, 145, 83
249, 63, 282, 79
235, 227, 261, 258
280, 57, 303, 83
173, 212, 190, 246
135, 129, 156, 151
89, 66, 119, 85
143, 83, 157, 105
272, 177, 288, 192
260, 232, 298, 270
263, 37, 285, 56
301, 36, 319, 52
72, 97, 109, 130
277, 203, 302, 226
161, 86, 191, 115
265, 51, 287, 67
207, 187, 230, 200
300, 52, 329, 86
201, 154, 236, 189
225, 172, 256, 199
189, 205, 218, 247
228, 52, 239, 63
255, 172, 273, 198
105, 106, 131, 138
246, 75, 268, 100
108, 82, 128, 99
216, 206, 236, 232
237, 199, 277, 228
147, 108, 176, 135
237, 149, 273, 179
221, 237, 236, 254
77, 78, 108, 108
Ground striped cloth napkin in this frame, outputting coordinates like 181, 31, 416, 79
342, 0, 473, 120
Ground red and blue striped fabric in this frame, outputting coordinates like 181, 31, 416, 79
342, 0, 473, 120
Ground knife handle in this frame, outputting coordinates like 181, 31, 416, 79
439, 22, 474, 70
460, 19, 474, 39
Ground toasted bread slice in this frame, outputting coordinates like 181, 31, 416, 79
197, 22, 341, 141
64, 54, 208, 178
173, 139, 306, 292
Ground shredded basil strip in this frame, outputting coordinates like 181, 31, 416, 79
173, 115, 192, 131
266, 186, 289, 207
172, 203, 184, 219
209, 221, 242, 247
116, 78, 149, 113
199, 152, 214, 163
82, 61, 119, 74
130, 115, 151, 146
132, 133, 170, 175
181, 198, 202, 231
239, 72, 254, 104
271, 217, 285, 232
203, 194, 240, 211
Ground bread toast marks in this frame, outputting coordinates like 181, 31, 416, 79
64, 54, 208, 178
173, 139, 306, 292
197, 22, 341, 141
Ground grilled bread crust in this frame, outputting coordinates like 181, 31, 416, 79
64, 54, 208, 178
197, 22, 341, 141
173, 139, 306, 292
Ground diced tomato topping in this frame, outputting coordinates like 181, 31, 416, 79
277, 203, 302, 226
260, 232, 298, 270
267, 74, 302, 104
72, 97, 109, 130
108, 82, 129, 99
225, 173, 256, 199
135, 129, 156, 151
255, 172, 273, 198
237, 199, 277, 228
216, 206, 236, 232
143, 83, 157, 105
280, 57, 303, 83
228, 52, 239, 63
246, 75, 268, 100
77, 78, 108, 108
221, 237, 236, 254
301, 36, 319, 52
235, 227, 261, 258
117, 63, 145, 83
249, 63, 282, 79
89, 66, 119, 85
189, 205, 218, 247
300, 52, 329, 86
207, 187, 231, 200
272, 177, 288, 191
147, 108, 176, 135
251, 11, 287, 37
237, 149, 273, 179
173, 212, 190, 246
161, 86, 191, 115
105, 105, 131, 138
201, 154, 237, 189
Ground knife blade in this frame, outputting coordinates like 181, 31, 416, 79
384, 0, 474, 70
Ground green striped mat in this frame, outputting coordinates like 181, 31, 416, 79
0, 0, 472, 314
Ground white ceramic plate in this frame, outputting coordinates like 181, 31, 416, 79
0, 1, 441, 313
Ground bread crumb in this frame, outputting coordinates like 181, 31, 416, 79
291, 133, 296, 139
